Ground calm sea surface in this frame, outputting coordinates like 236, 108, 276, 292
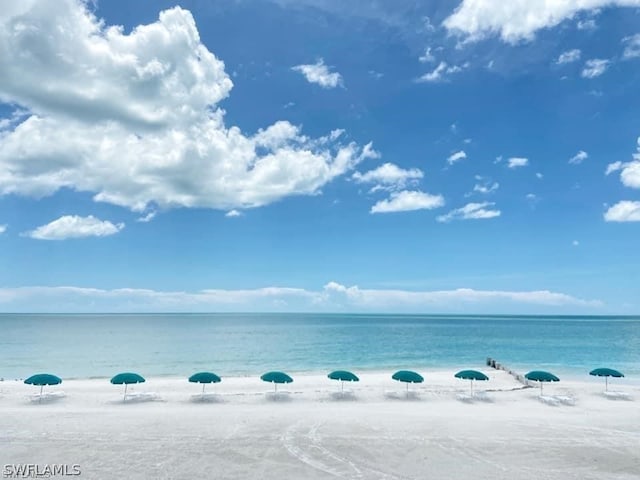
1, 314, 639, 381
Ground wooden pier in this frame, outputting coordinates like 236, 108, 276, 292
486, 357, 528, 386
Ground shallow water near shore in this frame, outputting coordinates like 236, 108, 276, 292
1, 313, 639, 380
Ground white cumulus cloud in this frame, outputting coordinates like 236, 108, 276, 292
605, 142, 640, 189
508, 157, 529, 168
443, 0, 640, 43
25, 215, 124, 240
582, 59, 610, 78
0, 224, 7, 234
604, 201, 640, 222
370, 190, 444, 214
436, 202, 500, 222
353, 163, 423, 191
291, 58, 343, 88
556, 49, 582, 64
447, 150, 467, 165
569, 150, 588, 164
225, 209, 242, 217
0, 1, 375, 214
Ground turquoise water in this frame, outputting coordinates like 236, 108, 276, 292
1, 314, 639, 380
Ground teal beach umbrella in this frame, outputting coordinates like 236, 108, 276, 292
189, 372, 222, 395
455, 370, 489, 395
524, 371, 559, 395
111, 372, 145, 401
328, 370, 359, 392
24, 373, 62, 400
589, 368, 624, 391
260, 371, 293, 393
392, 370, 424, 396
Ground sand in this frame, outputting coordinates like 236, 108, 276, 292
1, 369, 638, 480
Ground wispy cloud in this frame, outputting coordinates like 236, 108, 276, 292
569, 150, 588, 164
24, 215, 124, 240
0, 282, 603, 313
292, 58, 344, 88
577, 18, 597, 30
447, 150, 467, 165
622, 33, 640, 59
370, 190, 444, 214
508, 157, 529, 168
417, 61, 467, 83
225, 210, 243, 218
556, 49, 581, 65
437, 202, 500, 222
136, 211, 157, 223
418, 47, 436, 63
582, 59, 610, 78
472, 178, 499, 195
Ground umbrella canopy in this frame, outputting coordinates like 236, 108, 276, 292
525, 370, 559, 395
328, 370, 359, 382
455, 370, 489, 381
110, 372, 145, 401
189, 372, 222, 384
261, 371, 293, 393
328, 370, 359, 392
24, 373, 62, 401
110, 372, 145, 385
24, 374, 62, 386
589, 368, 624, 378
589, 368, 624, 392
455, 370, 489, 396
189, 372, 222, 395
392, 370, 423, 396
392, 370, 424, 384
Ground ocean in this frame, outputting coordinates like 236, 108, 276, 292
1, 313, 639, 381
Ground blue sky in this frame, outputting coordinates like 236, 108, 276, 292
1, 0, 639, 313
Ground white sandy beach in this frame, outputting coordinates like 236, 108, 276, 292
1, 369, 638, 480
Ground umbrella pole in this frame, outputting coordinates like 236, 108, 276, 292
540, 382, 543, 396
124, 383, 128, 402
341, 380, 344, 393
406, 382, 409, 398
275, 383, 278, 393
40, 385, 43, 403
202, 383, 206, 398
605, 377, 608, 392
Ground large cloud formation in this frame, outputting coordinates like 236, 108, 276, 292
444, 0, 640, 43
0, 0, 376, 213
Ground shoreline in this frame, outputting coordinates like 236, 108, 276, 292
2, 368, 637, 399
2, 365, 638, 385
